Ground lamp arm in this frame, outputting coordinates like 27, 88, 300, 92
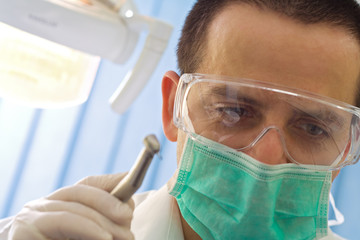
109, 10, 173, 114
96, 0, 138, 13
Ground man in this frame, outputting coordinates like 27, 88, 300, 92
0, 0, 359, 239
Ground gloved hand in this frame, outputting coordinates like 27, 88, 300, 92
8, 173, 134, 240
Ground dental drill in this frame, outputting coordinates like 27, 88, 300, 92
110, 134, 160, 202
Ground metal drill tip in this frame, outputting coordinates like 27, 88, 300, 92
143, 134, 160, 154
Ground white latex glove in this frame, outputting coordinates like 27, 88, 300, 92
8, 173, 134, 240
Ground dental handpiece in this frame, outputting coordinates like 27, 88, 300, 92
110, 134, 160, 202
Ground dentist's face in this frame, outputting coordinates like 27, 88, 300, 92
174, 3, 360, 170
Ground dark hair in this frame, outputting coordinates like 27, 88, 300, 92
177, 0, 360, 105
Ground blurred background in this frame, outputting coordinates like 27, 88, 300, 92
0, 0, 359, 239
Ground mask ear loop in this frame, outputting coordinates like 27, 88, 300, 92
328, 193, 345, 227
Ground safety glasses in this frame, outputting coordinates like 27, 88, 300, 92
173, 73, 360, 171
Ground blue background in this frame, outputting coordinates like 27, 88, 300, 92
0, 0, 359, 239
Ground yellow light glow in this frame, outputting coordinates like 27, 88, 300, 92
0, 22, 100, 108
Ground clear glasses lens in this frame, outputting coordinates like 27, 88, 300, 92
174, 74, 360, 170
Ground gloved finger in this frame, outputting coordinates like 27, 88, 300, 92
9, 216, 50, 240
76, 173, 127, 193
36, 212, 133, 240
10, 207, 116, 240
46, 184, 133, 226
76, 173, 135, 211
27, 198, 132, 233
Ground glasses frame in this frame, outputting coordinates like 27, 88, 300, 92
173, 73, 360, 171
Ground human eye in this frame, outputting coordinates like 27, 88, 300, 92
292, 119, 331, 140
300, 123, 329, 137
207, 103, 257, 127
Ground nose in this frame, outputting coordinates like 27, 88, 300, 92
244, 128, 289, 165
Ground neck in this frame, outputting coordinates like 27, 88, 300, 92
179, 207, 202, 240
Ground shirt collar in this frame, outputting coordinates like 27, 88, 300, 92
131, 185, 184, 240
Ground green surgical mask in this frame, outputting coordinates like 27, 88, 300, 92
169, 134, 332, 240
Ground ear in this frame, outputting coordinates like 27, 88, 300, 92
162, 71, 180, 142
332, 169, 341, 182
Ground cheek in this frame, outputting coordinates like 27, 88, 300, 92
176, 131, 187, 166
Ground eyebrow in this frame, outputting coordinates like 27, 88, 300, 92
201, 85, 348, 127
291, 107, 346, 128
202, 86, 264, 106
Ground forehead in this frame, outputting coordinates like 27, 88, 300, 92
198, 3, 360, 105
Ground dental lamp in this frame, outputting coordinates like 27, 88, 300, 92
0, 0, 173, 113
